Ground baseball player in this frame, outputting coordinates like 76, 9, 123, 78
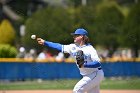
37, 28, 104, 93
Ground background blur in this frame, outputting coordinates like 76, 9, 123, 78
0, 0, 140, 90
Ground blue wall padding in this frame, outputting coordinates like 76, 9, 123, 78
0, 62, 140, 80
101, 62, 140, 77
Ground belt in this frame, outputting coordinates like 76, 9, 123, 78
98, 67, 102, 70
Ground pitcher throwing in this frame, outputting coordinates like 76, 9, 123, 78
37, 28, 104, 93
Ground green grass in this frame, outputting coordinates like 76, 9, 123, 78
0, 78, 140, 90
0, 79, 78, 90
101, 78, 140, 89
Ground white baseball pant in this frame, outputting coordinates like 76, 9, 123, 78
73, 69, 104, 93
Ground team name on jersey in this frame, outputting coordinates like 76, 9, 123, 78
72, 52, 91, 61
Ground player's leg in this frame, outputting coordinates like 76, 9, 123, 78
73, 70, 104, 93
73, 77, 88, 93
73, 70, 100, 93
73, 73, 97, 93
87, 85, 100, 93
85, 70, 104, 93
75, 70, 103, 93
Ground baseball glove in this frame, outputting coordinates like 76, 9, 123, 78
76, 50, 85, 68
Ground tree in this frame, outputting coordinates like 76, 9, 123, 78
94, 3, 124, 57
0, 19, 16, 45
70, 0, 82, 7
23, 7, 74, 51
73, 6, 97, 45
0, 44, 18, 58
120, 3, 140, 57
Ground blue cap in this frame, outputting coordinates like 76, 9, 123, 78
71, 28, 88, 36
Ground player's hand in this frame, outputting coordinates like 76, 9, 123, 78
37, 38, 45, 45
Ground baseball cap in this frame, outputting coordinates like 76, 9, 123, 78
71, 28, 88, 36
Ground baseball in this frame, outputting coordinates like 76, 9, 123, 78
31, 35, 36, 39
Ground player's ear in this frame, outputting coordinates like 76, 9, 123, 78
82, 35, 85, 40
81, 35, 84, 38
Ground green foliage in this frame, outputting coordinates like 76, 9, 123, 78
0, 20, 16, 45
23, 7, 74, 50
0, 44, 18, 58
120, 3, 140, 57
94, 3, 124, 56
74, 6, 97, 45
120, 3, 140, 47
70, 0, 81, 7
20, 1, 139, 56
74, 6, 95, 28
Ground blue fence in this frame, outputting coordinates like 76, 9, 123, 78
0, 62, 140, 80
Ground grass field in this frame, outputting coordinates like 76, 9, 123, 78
0, 78, 140, 90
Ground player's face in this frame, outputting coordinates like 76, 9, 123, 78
73, 35, 83, 43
